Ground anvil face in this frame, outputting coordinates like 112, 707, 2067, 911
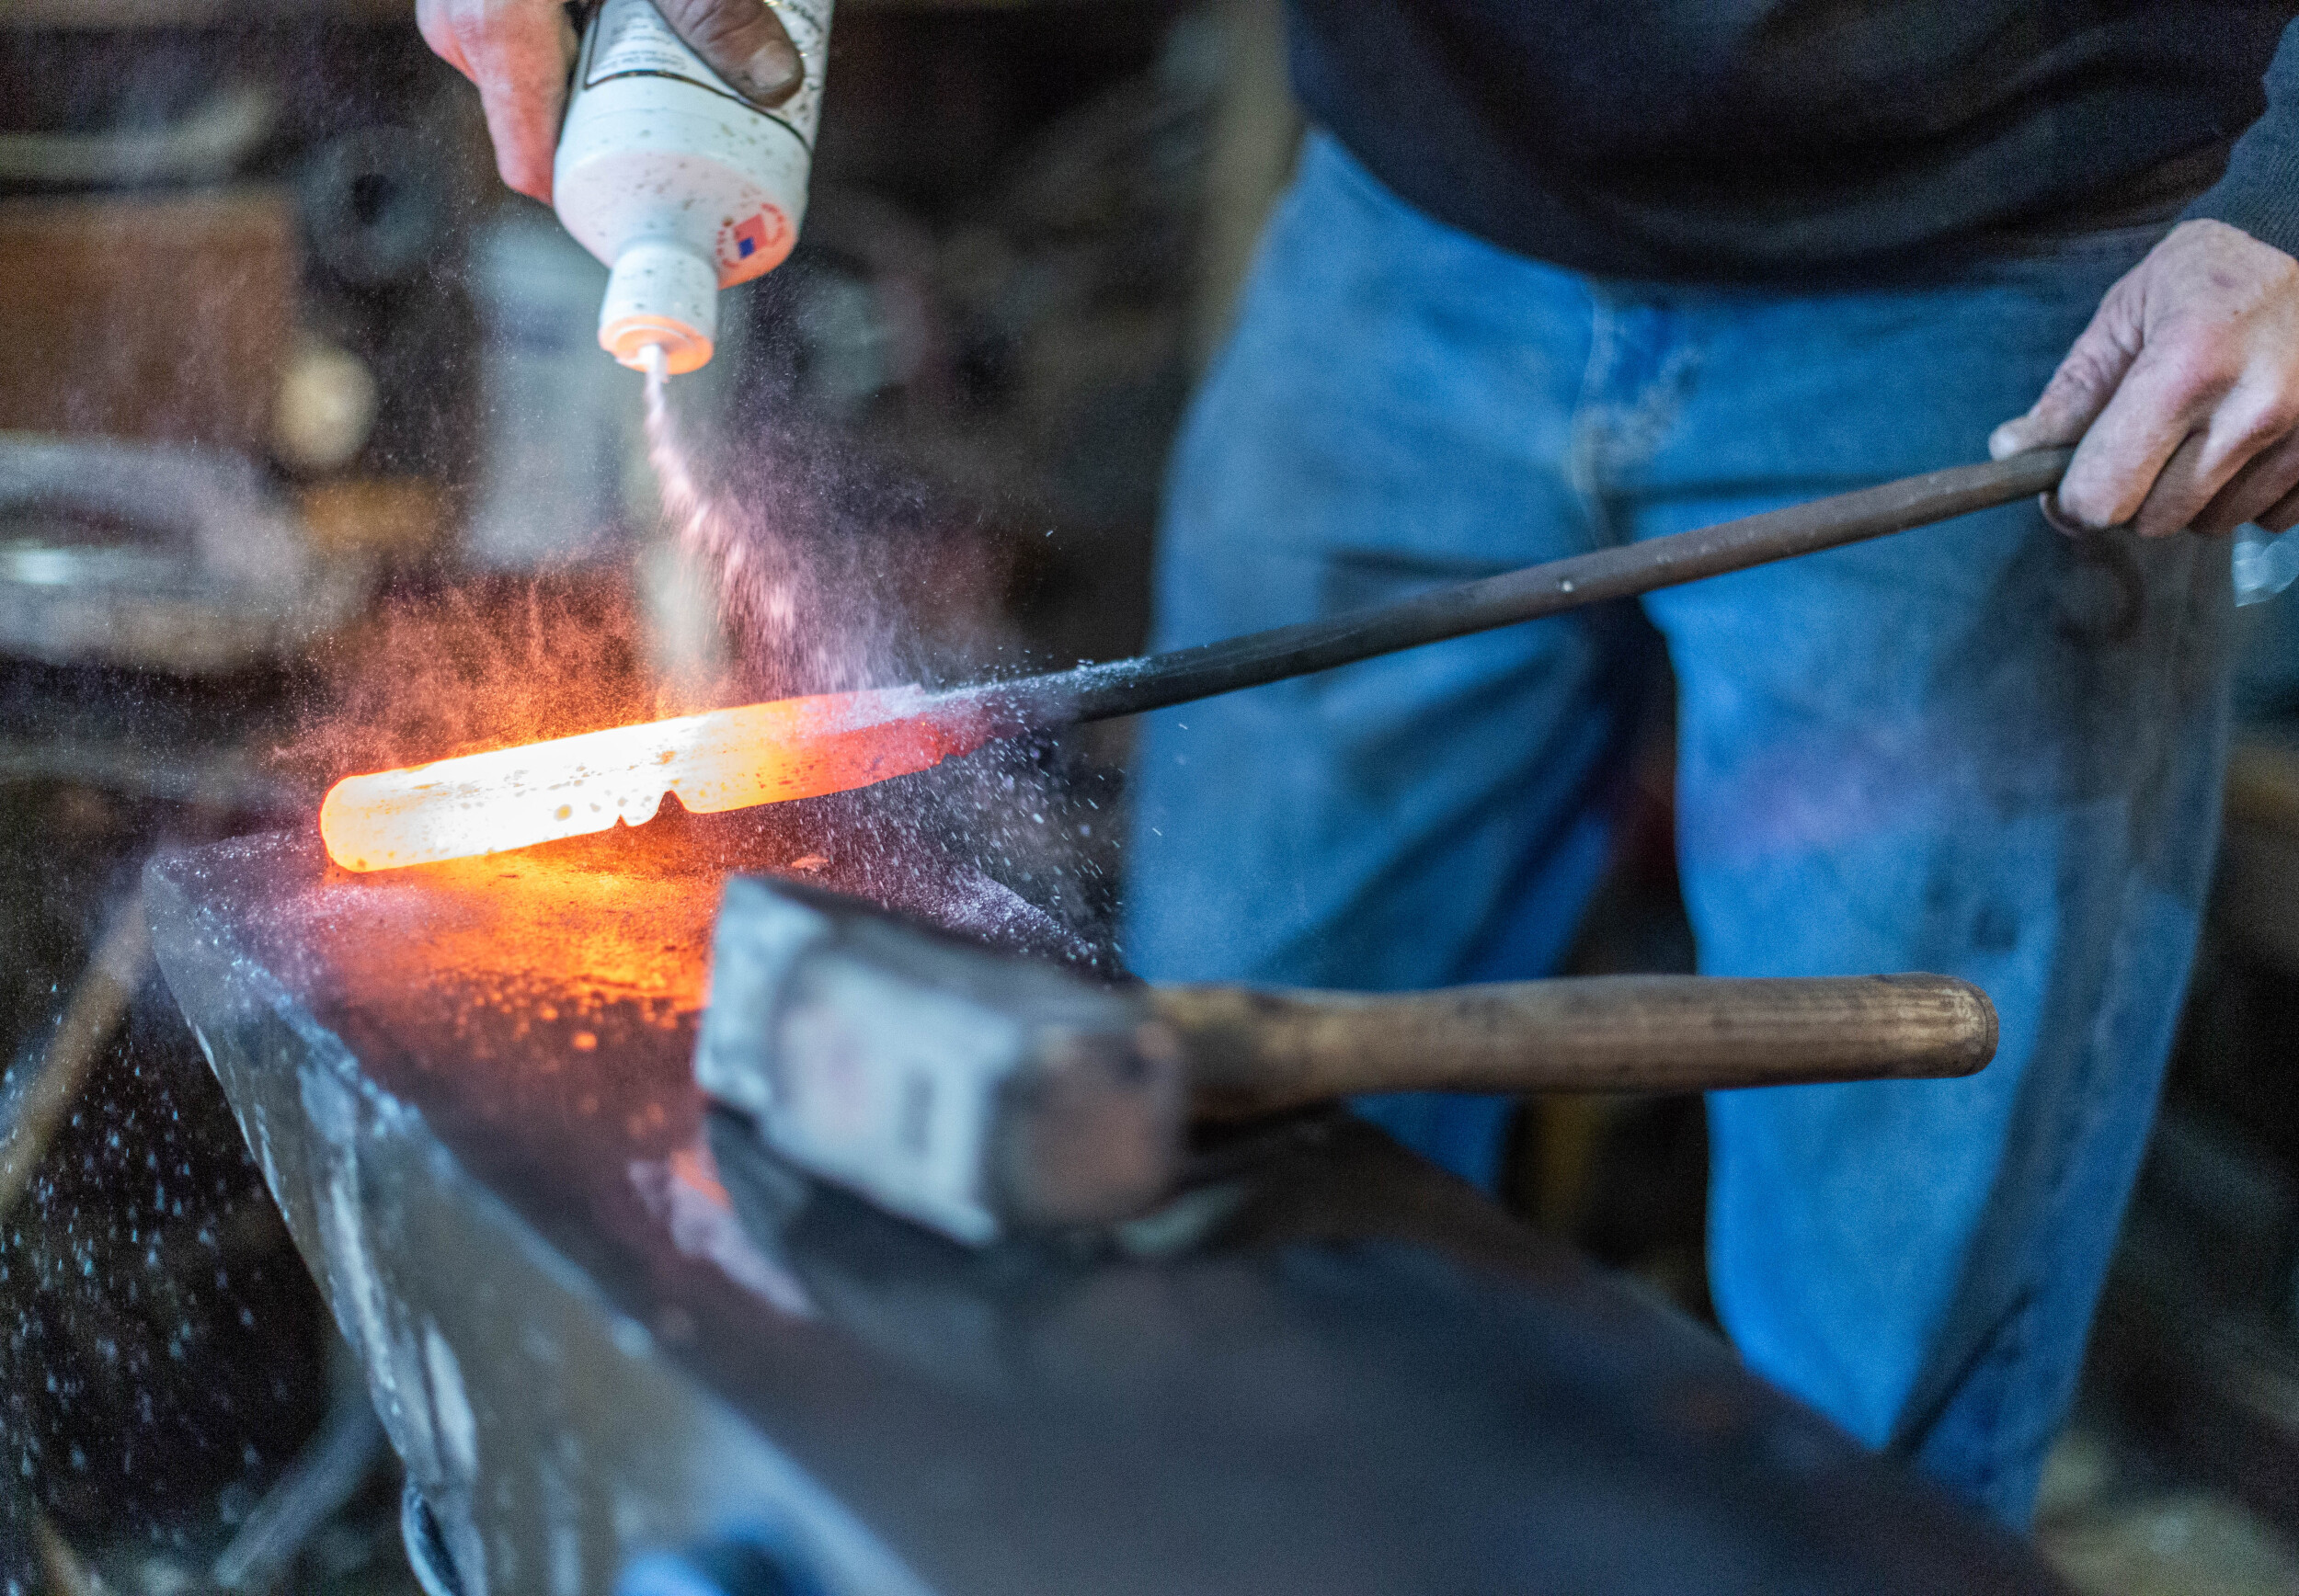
147, 829, 2064, 1596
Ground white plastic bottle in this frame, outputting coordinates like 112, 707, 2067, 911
554, 0, 832, 375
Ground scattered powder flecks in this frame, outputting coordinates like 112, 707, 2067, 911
275, 344, 1113, 963
642, 346, 803, 657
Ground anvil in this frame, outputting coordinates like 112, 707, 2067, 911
145, 826, 2068, 1596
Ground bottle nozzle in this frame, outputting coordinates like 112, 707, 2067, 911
600, 241, 716, 373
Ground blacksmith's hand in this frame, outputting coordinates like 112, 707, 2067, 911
417, 0, 802, 203
1989, 219, 2299, 538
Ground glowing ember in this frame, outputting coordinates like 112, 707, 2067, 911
319, 686, 989, 872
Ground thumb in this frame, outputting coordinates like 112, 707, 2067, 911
1989, 302, 2141, 461
415, 0, 472, 79
658, 0, 804, 108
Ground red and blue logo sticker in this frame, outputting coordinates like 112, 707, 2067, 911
722, 211, 788, 279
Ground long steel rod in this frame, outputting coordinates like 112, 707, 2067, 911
955, 450, 2070, 734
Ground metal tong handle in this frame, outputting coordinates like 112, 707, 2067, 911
972, 450, 2073, 732
1159, 974, 1997, 1120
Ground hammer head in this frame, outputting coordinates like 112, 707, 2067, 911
695, 876, 1185, 1245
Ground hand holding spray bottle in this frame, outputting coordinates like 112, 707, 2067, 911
553, 0, 832, 376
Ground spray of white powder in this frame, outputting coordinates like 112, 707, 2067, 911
631, 347, 1105, 951
641, 345, 799, 651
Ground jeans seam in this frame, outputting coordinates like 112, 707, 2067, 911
1902, 543, 2214, 1500
1956, 1286, 2035, 1507
1991, 543, 2214, 1468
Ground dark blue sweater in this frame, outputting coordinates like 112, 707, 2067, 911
1287, 2, 2299, 281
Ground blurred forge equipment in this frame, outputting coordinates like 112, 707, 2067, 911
464, 210, 751, 572
463, 212, 637, 567
273, 334, 382, 474
0, 435, 367, 673
2234, 559, 2299, 718
2217, 740, 2299, 978
296, 475, 447, 563
752, 206, 932, 426
2064, 732, 2299, 1538
298, 124, 448, 290
0, 83, 273, 190
0, 187, 293, 452
2235, 522, 2299, 607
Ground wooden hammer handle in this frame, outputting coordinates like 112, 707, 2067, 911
1154, 975, 1997, 1121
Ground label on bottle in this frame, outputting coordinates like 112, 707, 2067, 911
583, 0, 831, 146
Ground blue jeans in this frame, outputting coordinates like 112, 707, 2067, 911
1123, 132, 2234, 1523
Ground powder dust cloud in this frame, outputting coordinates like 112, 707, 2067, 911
629, 366, 1123, 959
642, 345, 811, 691
281, 359, 1120, 963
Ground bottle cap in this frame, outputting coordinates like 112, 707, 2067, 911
600, 241, 717, 373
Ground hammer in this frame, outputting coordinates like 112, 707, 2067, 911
695, 878, 1996, 1246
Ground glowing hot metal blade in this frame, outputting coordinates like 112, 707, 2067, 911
319, 686, 994, 872
323, 460, 2071, 873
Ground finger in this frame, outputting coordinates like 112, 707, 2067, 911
1989, 292, 2140, 460
2036, 490, 2106, 540
2192, 424, 2299, 537
462, 3, 578, 201
2120, 428, 2224, 538
416, 0, 473, 78
2057, 339, 2234, 530
2128, 377, 2299, 537
658, 0, 803, 107
2259, 482, 2299, 534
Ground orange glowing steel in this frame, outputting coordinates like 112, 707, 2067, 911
320, 686, 989, 872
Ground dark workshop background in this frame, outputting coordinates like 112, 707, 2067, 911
2, 1, 2296, 1591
